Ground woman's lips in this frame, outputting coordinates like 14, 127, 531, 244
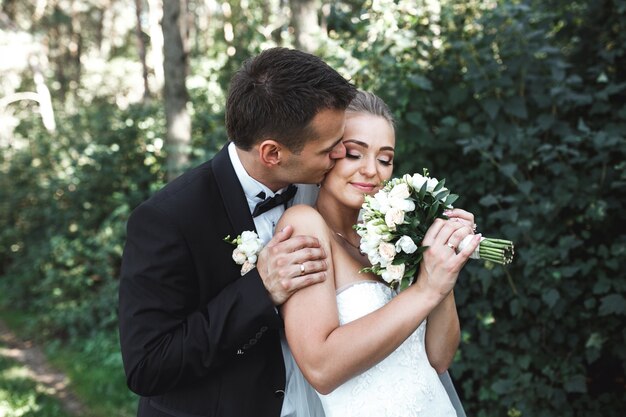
351, 182, 376, 192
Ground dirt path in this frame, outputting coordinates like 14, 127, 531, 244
0, 319, 88, 416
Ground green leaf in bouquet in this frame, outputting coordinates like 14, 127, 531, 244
398, 277, 412, 292
427, 201, 441, 221
433, 189, 450, 202
405, 266, 418, 281
433, 178, 446, 193
444, 194, 459, 207
414, 246, 428, 255
417, 181, 428, 200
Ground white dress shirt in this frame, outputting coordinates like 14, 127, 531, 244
228, 143, 324, 417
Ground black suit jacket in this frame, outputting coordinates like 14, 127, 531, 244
119, 145, 286, 417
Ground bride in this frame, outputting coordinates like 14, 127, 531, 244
277, 91, 480, 417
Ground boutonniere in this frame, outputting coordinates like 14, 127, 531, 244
224, 231, 264, 275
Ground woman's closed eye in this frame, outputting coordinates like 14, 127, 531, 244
347, 152, 393, 166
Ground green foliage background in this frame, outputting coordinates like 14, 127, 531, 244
1, 0, 625, 415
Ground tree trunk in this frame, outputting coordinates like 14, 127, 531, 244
135, 0, 151, 99
162, 0, 190, 181
289, 0, 321, 53
147, 0, 164, 91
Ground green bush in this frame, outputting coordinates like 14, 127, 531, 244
0, 99, 166, 337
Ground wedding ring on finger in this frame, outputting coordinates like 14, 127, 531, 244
472, 223, 477, 233
299, 263, 305, 276
446, 242, 456, 251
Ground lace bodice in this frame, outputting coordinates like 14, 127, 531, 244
316, 281, 457, 417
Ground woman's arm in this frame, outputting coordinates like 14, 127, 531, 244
425, 292, 460, 373
423, 208, 476, 373
278, 205, 479, 394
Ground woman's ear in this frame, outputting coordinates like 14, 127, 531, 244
258, 140, 283, 167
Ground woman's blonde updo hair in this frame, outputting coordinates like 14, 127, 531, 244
346, 90, 395, 127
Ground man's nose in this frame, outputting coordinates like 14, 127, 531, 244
329, 142, 346, 160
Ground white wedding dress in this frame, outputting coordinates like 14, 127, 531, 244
315, 281, 458, 417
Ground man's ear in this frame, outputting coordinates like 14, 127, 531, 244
258, 140, 283, 167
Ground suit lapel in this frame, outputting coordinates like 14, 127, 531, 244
212, 143, 256, 236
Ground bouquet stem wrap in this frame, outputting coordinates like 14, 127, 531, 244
460, 235, 514, 264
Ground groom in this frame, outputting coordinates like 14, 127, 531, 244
118, 47, 357, 417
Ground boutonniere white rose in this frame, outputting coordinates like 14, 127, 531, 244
224, 231, 264, 276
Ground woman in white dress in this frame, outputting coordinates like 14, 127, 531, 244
277, 91, 480, 417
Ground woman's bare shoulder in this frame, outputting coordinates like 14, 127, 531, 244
279, 204, 327, 234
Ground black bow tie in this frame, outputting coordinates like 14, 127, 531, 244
252, 185, 298, 217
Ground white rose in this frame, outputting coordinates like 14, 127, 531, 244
240, 230, 258, 242
388, 183, 410, 200
247, 254, 258, 264
240, 231, 263, 254
384, 208, 405, 229
360, 233, 381, 254
373, 191, 391, 214
389, 196, 415, 213
378, 241, 396, 266
366, 249, 382, 266
232, 248, 247, 265
426, 178, 439, 193
382, 263, 405, 284
406, 173, 427, 190
395, 235, 417, 254
240, 240, 260, 256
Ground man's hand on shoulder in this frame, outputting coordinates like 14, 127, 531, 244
256, 225, 328, 305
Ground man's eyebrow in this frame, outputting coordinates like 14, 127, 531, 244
344, 139, 395, 152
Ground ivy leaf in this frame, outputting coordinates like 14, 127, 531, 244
491, 378, 515, 394
479, 194, 499, 207
500, 163, 517, 177
504, 96, 528, 119
563, 375, 587, 393
481, 98, 500, 120
577, 118, 591, 134
406, 111, 425, 127
408, 74, 433, 91
598, 294, 626, 316
542, 288, 560, 308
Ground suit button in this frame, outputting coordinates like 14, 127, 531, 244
274, 389, 285, 398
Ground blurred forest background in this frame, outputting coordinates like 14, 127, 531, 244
1, 0, 625, 416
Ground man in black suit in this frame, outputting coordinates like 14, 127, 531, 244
118, 48, 357, 416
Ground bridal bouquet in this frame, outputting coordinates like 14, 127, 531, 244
356, 170, 514, 291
